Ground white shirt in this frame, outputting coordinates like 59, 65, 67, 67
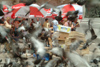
52, 20, 58, 26
4, 21, 12, 29
36, 21, 41, 25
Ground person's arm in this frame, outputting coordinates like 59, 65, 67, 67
71, 24, 74, 29
51, 22, 53, 26
68, 21, 72, 27
43, 23, 45, 27
0, 23, 4, 26
75, 22, 80, 27
48, 37, 53, 48
71, 23, 79, 30
48, 23, 50, 28
40, 23, 41, 26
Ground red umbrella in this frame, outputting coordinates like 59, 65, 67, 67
4, 7, 23, 19
3, 5, 9, 13
4, 6, 29, 19
43, 8, 52, 13
11, 8, 21, 19
14, 5, 49, 18
61, 4, 83, 19
62, 4, 75, 17
12, 3, 25, 10
10, 4, 53, 18
30, 6, 48, 18
4, 3, 25, 18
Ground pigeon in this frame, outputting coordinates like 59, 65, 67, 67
39, 2, 49, 11
81, 19, 97, 50
70, 0, 78, 4
30, 37, 46, 57
50, 47, 64, 57
70, 40, 83, 51
66, 10, 79, 22
77, 0, 86, 5
67, 51, 91, 67
22, 0, 37, 5
45, 57, 61, 67
69, 0, 86, 5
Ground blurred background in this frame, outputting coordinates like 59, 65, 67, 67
0, 0, 100, 18
0, 0, 70, 6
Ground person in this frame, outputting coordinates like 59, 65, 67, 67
63, 18, 68, 26
71, 19, 80, 31
30, 19, 35, 26
4, 17, 12, 29
13, 19, 20, 41
13, 20, 20, 29
52, 18, 58, 32
36, 18, 41, 25
43, 18, 50, 29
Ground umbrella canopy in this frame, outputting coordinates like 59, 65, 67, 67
29, 5, 48, 17
61, 4, 83, 18
43, 8, 52, 13
15, 6, 29, 18
12, 3, 26, 10
14, 4, 51, 18
4, 8, 19, 19
11, 8, 21, 19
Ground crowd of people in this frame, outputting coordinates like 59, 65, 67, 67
0, 16, 80, 41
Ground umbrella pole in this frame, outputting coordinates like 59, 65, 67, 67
25, 11, 30, 16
